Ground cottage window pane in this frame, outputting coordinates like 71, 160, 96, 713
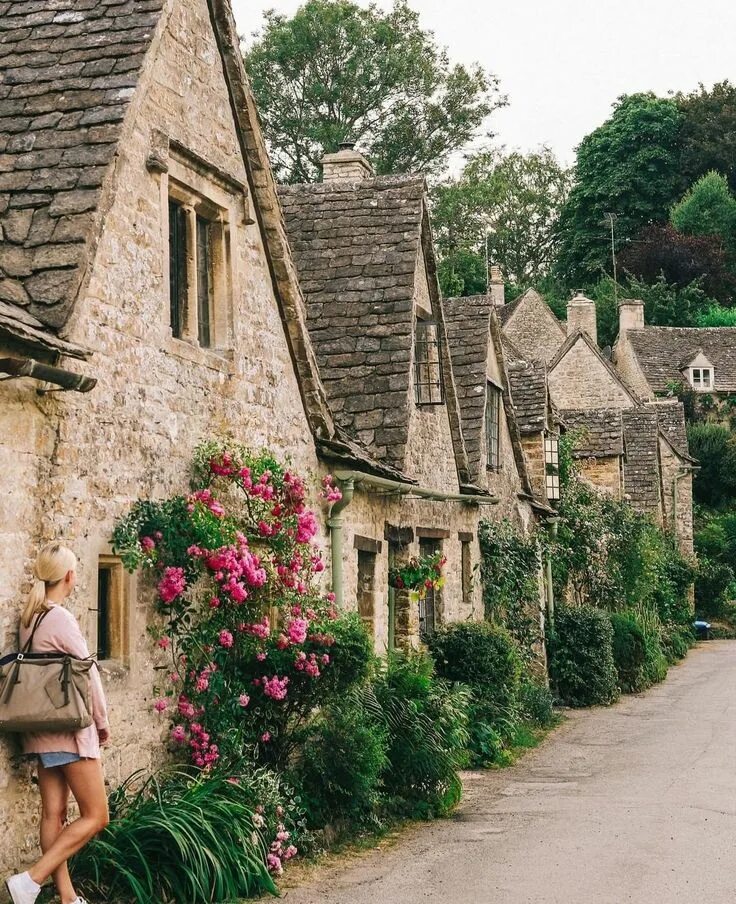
196, 215, 213, 348
414, 320, 444, 405
168, 199, 187, 338
544, 434, 560, 500
486, 384, 501, 469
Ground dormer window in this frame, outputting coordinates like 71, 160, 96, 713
414, 317, 444, 405
689, 367, 713, 391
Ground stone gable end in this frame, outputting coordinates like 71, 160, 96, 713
549, 338, 634, 411
502, 291, 566, 365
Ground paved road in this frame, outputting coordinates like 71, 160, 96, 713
283, 641, 736, 904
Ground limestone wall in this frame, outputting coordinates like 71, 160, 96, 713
659, 438, 695, 556
612, 336, 656, 401
549, 340, 634, 411
0, 0, 322, 873
502, 294, 566, 366
577, 456, 622, 497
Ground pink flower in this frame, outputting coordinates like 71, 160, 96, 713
196, 675, 210, 693
169, 672, 180, 683
286, 618, 308, 645
141, 536, 156, 551
267, 853, 282, 875
261, 731, 271, 743
238, 694, 250, 708
154, 698, 168, 713
158, 567, 186, 604
209, 596, 221, 609
256, 651, 267, 661
210, 453, 234, 476
284, 845, 298, 861
227, 776, 240, 785
171, 725, 186, 743
296, 510, 318, 544
262, 675, 289, 701
219, 629, 234, 649
157, 637, 170, 650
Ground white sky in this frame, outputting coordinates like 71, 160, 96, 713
232, 0, 736, 167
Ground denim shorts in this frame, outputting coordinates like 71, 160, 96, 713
38, 751, 82, 768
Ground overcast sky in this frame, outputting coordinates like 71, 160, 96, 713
232, 0, 736, 167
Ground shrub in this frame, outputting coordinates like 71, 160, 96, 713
294, 696, 388, 829
427, 621, 522, 719
518, 679, 556, 728
548, 605, 619, 707
610, 611, 649, 693
71, 768, 286, 902
687, 422, 736, 506
366, 652, 470, 817
660, 623, 695, 663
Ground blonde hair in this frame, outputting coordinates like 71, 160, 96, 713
22, 543, 77, 628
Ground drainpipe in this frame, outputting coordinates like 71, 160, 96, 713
544, 517, 559, 630
327, 477, 354, 607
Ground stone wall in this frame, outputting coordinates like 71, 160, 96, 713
659, 438, 695, 555
577, 456, 622, 497
549, 339, 634, 411
612, 335, 655, 401
0, 0, 323, 873
521, 434, 546, 500
502, 292, 566, 365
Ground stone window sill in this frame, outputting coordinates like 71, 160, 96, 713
163, 335, 235, 374
98, 659, 128, 679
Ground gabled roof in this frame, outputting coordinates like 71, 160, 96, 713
442, 294, 493, 480
651, 400, 693, 461
625, 326, 736, 393
550, 329, 642, 405
561, 407, 624, 459
507, 360, 548, 434
0, 0, 165, 331
279, 175, 470, 482
622, 407, 662, 515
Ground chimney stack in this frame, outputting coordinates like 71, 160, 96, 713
618, 299, 645, 336
567, 291, 598, 345
489, 265, 505, 307
321, 143, 374, 183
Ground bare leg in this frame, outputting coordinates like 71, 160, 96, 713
37, 764, 77, 903
27, 758, 109, 887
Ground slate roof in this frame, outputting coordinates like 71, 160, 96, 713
442, 294, 493, 480
0, 0, 165, 331
651, 400, 692, 460
279, 175, 470, 481
496, 292, 525, 326
622, 407, 661, 515
626, 326, 736, 393
507, 360, 548, 434
561, 408, 624, 459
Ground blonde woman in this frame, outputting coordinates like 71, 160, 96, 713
5, 544, 110, 904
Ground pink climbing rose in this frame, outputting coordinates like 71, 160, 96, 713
158, 566, 186, 604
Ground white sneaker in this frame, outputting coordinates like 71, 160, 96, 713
5, 872, 40, 904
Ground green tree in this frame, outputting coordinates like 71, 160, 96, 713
671, 171, 736, 256
696, 305, 736, 327
554, 94, 684, 288
676, 81, 736, 194
432, 147, 570, 293
687, 423, 736, 507
245, 0, 503, 183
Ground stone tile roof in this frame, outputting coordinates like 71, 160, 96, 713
507, 360, 548, 434
442, 294, 493, 479
622, 407, 661, 515
651, 400, 692, 460
0, 0, 165, 331
497, 293, 525, 326
279, 174, 467, 476
626, 326, 736, 393
561, 407, 624, 459
551, 329, 641, 404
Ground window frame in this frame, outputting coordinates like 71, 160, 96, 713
418, 538, 441, 638
356, 548, 377, 638
689, 366, 714, 391
414, 316, 445, 406
544, 433, 561, 501
485, 381, 501, 471
93, 555, 129, 666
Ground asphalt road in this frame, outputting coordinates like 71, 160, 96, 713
283, 641, 736, 904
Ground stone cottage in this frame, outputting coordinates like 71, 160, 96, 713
494, 286, 696, 553
613, 299, 736, 418
279, 149, 497, 649
0, 0, 418, 871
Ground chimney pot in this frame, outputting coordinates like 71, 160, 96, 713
488, 265, 504, 307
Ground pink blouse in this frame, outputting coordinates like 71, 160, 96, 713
18, 603, 109, 758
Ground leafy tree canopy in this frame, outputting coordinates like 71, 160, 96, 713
554, 93, 684, 289
696, 305, 736, 327
687, 422, 736, 507
432, 147, 570, 294
671, 171, 736, 256
245, 0, 503, 183
676, 81, 736, 194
